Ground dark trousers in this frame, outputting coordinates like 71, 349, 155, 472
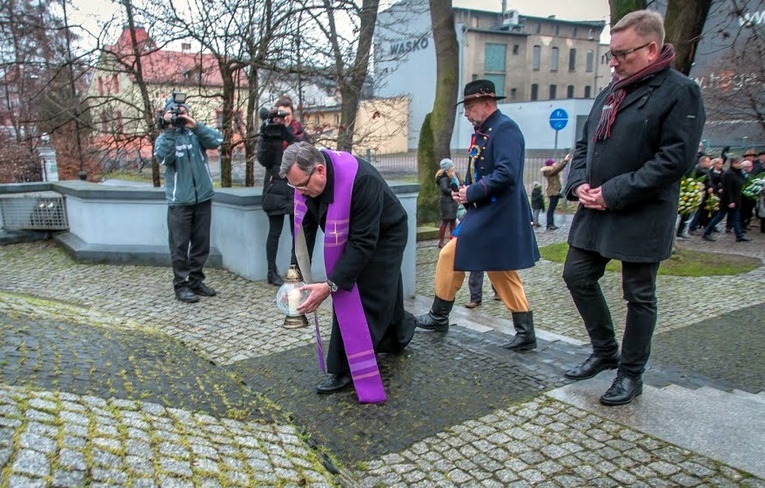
563, 246, 660, 379
547, 195, 560, 228
266, 214, 295, 270
468, 271, 484, 302
168, 200, 212, 290
705, 207, 743, 238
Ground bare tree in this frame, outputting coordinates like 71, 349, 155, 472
303, 0, 381, 152
416, 0, 458, 224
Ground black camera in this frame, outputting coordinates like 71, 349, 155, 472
157, 91, 188, 129
258, 106, 291, 139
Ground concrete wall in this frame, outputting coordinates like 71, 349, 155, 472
0, 180, 420, 298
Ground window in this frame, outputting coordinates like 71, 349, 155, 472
115, 110, 123, 131
112, 74, 119, 93
572, 26, 578, 37
512, 44, 519, 55
584, 86, 592, 98
98, 77, 104, 96
314, 115, 320, 126
484, 74, 506, 97
569, 48, 577, 71
549, 84, 557, 100
567, 85, 575, 98
510, 87, 517, 100
531, 84, 539, 101
535, 23, 541, 34
215, 111, 224, 129
484, 43, 506, 72
471, 73, 478, 81
532, 45, 541, 70
551, 47, 559, 72
100, 111, 108, 133
555, 25, 560, 36
586, 50, 594, 72
334, 114, 340, 125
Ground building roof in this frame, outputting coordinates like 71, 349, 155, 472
103, 27, 229, 87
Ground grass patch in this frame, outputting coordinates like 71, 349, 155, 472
539, 242, 761, 277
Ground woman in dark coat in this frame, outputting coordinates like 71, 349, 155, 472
259, 97, 311, 285
435, 158, 459, 248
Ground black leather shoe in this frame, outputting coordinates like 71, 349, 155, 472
190, 282, 217, 296
564, 353, 619, 380
600, 374, 643, 406
547, 225, 559, 231
702, 234, 716, 242
175, 287, 199, 303
736, 236, 752, 242
316, 374, 353, 394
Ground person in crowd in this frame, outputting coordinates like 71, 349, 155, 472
540, 153, 571, 230
677, 154, 711, 239
435, 158, 460, 248
155, 95, 223, 303
755, 151, 765, 177
530, 181, 545, 228
561, 10, 705, 406
416, 79, 540, 352
281, 142, 416, 401
740, 152, 757, 230
688, 156, 717, 235
703, 155, 750, 242
258, 96, 313, 286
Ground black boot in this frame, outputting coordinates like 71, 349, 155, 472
267, 265, 284, 286
416, 296, 454, 332
501, 311, 537, 351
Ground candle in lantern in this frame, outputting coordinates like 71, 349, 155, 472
287, 288, 301, 316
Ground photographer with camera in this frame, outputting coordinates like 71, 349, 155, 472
154, 93, 223, 303
258, 96, 313, 285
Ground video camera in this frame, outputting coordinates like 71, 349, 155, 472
258, 106, 291, 139
157, 91, 188, 129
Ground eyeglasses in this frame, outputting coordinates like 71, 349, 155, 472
287, 166, 316, 191
602, 42, 652, 63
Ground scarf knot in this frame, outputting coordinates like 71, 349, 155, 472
594, 43, 676, 141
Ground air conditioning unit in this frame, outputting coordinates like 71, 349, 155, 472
502, 9, 519, 26
0, 191, 68, 231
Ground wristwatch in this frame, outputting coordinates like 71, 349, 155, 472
326, 280, 338, 293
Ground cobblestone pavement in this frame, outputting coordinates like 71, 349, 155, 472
417, 218, 765, 343
1, 217, 764, 486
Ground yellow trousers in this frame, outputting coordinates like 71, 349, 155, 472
435, 238, 529, 312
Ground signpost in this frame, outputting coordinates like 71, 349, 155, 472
549, 108, 569, 160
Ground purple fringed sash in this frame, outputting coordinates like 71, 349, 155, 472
294, 150, 387, 404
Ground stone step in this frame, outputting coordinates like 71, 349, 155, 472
731, 389, 765, 405
547, 376, 765, 479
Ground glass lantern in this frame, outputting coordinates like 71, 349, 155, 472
275, 265, 310, 328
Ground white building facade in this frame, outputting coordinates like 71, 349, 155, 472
374, 0, 607, 151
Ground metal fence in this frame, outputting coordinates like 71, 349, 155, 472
0, 192, 69, 231
361, 151, 554, 195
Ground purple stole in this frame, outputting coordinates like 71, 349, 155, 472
293, 150, 387, 404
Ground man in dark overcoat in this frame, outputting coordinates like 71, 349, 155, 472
417, 79, 540, 351
561, 10, 705, 406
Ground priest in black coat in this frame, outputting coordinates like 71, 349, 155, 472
561, 10, 705, 406
281, 142, 416, 398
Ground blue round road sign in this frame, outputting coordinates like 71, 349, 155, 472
549, 108, 569, 131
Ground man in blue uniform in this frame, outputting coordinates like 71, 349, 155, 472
417, 80, 540, 351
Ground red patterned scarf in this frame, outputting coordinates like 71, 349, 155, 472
594, 43, 676, 141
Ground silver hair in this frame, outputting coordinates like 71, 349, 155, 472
279, 141, 324, 178
611, 10, 665, 48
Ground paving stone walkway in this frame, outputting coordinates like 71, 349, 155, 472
1, 216, 764, 486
